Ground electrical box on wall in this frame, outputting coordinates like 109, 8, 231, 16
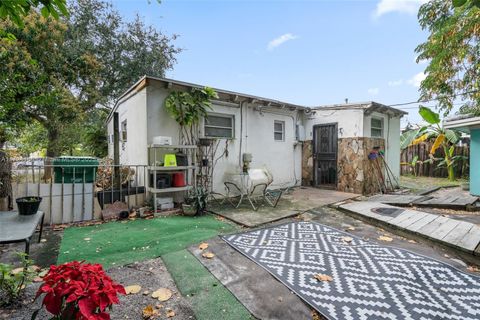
296, 124, 306, 141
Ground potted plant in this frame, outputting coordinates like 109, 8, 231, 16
16, 196, 42, 215
182, 186, 208, 216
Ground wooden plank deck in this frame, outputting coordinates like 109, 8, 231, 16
367, 194, 478, 210
339, 201, 480, 255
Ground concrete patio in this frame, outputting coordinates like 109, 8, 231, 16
209, 187, 358, 227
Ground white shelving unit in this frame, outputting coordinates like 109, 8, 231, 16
147, 144, 197, 213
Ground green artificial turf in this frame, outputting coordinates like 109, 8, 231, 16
162, 249, 253, 320
57, 215, 238, 268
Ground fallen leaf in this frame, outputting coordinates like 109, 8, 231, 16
467, 265, 480, 272
313, 273, 333, 282
202, 252, 215, 259
125, 285, 142, 294
40, 238, 47, 243
407, 239, 417, 244
215, 216, 225, 221
143, 291, 150, 296
346, 226, 355, 231
142, 305, 158, 319
198, 242, 209, 251
166, 309, 175, 318
152, 288, 172, 302
155, 304, 163, 309
378, 236, 393, 242
311, 309, 322, 320
83, 238, 91, 241
341, 236, 353, 243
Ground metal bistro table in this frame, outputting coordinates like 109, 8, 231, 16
0, 211, 45, 256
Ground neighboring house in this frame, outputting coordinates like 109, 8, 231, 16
444, 115, 480, 196
106, 76, 406, 195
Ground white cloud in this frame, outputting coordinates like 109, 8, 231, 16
388, 79, 403, 87
368, 88, 380, 96
373, 0, 427, 18
407, 72, 427, 87
267, 33, 298, 50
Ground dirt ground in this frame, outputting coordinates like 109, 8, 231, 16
0, 258, 195, 320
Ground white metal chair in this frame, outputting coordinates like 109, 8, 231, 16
224, 168, 282, 211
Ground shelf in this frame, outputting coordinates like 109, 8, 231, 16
148, 166, 196, 171
148, 144, 197, 149
148, 186, 192, 193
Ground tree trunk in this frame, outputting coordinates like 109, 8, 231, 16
43, 128, 61, 181
0, 150, 12, 210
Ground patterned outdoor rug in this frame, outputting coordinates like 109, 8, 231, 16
221, 221, 480, 320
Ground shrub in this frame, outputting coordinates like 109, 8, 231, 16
33, 261, 125, 320
0, 252, 37, 306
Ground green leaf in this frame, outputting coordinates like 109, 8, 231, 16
40, 6, 49, 18
444, 129, 459, 144
419, 106, 440, 124
453, 0, 468, 7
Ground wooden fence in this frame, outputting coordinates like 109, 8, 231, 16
400, 142, 469, 178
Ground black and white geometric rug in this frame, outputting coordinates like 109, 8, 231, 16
221, 221, 480, 320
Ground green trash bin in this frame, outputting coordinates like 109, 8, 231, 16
53, 157, 99, 183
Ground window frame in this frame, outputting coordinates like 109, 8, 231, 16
203, 112, 235, 139
121, 120, 127, 142
274, 120, 285, 142
370, 117, 384, 138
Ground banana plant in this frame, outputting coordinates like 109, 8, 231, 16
400, 155, 436, 177
400, 106, 462, 181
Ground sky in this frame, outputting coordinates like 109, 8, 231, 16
113, 0, 446, 127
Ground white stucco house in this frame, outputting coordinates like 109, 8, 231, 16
107, 76, 406, 195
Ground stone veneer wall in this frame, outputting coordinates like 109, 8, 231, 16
337, 137, 385, 195
302, 141, 314, 186
301, 137, 385, 194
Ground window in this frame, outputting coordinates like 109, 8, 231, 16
204, 113, 234, 138
121, 120, 127, 141
274, 120, 285, 141
371, 117, 383, 137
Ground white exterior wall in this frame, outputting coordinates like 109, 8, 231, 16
305, 109, 364, 139
363, 112, 402, 181
243, 107, 302, 189
143, 81, 301, 192
107, 89, 148, 166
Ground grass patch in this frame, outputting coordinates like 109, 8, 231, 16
400, 175, 467, 192
162, 249, 253, 320
57, 215, 238, 268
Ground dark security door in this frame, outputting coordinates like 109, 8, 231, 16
313, 123, 338, 188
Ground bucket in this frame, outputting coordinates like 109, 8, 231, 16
172, 172, 186, 187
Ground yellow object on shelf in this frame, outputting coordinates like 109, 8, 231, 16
164, 154, 177, 167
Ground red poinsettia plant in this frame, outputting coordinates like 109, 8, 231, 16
33, 261, 125, 320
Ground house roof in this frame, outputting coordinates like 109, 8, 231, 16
312, 101, 408, 117
107, 76, 407, 122
107, 75, 308, 122
443, 114, 480, 132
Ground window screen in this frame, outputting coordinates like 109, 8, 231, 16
204, 114, 234, 138
274, 121, 285, 141
371, 117, 383, 137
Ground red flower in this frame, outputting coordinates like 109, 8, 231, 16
36, 261, 125, 320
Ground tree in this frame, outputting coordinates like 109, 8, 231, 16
400, 106, 464, 181
66, 0, 180, 108
0, 12, 101, 161
0, 0, 68, 26
416, 1, 480, 115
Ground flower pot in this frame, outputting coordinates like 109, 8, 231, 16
181, 203, 197, 216
16, 197, 42, 215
